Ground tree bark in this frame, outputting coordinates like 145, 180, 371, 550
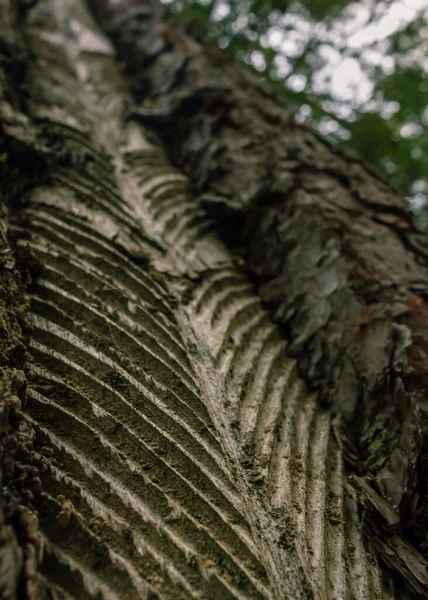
0, 0, 427, 598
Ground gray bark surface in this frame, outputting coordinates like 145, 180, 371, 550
0, 0, 426, 598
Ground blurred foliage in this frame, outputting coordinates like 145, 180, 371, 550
162, 0, 428, 219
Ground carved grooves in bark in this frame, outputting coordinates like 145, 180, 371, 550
118, 128, 397, 599
131, 144, 418, 595
1, 4, 268, 599
0, 0, 421, 598
190, 264, 395, 599
14, 211, 270, 599
86, 0, 428, 593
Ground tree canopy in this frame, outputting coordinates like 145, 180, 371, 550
163, 0, 428, 219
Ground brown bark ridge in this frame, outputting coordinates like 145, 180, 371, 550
0, 0, 426, 598
0, 6, 44, 598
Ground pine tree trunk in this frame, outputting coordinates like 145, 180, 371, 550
0, 0, 427, 598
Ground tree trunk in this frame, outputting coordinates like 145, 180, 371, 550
0, 0, 427, 598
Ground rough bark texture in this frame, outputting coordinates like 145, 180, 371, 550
0, 209, 42, 600
0, 9, 44, 597
0, 0, 427, 598
87, 0, 428, 592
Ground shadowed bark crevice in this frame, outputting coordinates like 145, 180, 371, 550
0, 143, 44, 600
